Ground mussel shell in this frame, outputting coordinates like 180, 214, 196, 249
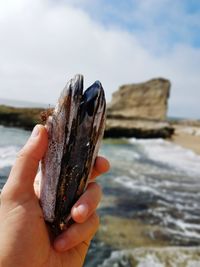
40, 74, 106, 234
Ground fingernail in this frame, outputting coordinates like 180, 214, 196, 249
56, 238, 66, 251
30, 125, 39, 138
74, 204, 88, 218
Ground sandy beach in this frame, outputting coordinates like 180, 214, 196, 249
170, 125, 200, 155
171, 134, 200, 155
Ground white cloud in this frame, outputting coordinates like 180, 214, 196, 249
0, 0, 200, 118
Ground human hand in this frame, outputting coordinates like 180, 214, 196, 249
0, 125, 109, 267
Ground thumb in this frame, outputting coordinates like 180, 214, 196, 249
2, 125, 48, 203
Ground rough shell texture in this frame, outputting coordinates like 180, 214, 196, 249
40, 74, 106, 234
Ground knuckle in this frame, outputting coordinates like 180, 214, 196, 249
71, 224, 82, 241
93, 182, 102, 193
90, 183, 102, 200
90, 212, 100, 229
93, 184, 102, 202
97, 184, 103, 197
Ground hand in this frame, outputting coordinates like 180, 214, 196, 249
0, 125, 109, 267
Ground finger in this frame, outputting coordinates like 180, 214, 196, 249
90, 156, 110, 180
1, 125, 48, 202
54, 212, 99, 252
71, 183, 102, 223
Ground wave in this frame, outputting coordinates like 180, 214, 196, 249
113, 171, 200, 243
0, 146, 19, 168
0, 126, 29, 170
129, 138, 200, 176
97, 247, 200, 267
115, 175, 160, 196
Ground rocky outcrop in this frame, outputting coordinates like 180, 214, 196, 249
0, 105, 44, 130
107, 78, 170, 120
105, 118, 174, 138
104, 78, 174, 138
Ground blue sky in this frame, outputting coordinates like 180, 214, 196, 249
65, 0, 200, 49
0, 0, 200, 118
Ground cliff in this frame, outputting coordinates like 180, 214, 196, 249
105, 78, 173, 138
0, 105, 43, 130
107, 78, 170, 120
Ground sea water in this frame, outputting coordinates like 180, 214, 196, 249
0, 126, 200, 266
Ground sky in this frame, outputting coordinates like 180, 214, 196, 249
0, 0, 200, 119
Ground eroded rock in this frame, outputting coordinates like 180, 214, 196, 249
107, 78, 170, 120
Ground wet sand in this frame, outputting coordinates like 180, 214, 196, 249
172, 134, 200, 155
170, 132, 200, 155
97, 216, 170, 249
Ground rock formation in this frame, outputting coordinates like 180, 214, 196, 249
105, 78, 174, 138
0, 105, 43, 130
0, 78, 174, 138
107, 78, 170, 120
105, 118, 174, 139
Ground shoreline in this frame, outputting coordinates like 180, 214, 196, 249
169, 125, 200, 155
171, 134, 200, 155
0, 103, 199, 156
0, 123, 199, 156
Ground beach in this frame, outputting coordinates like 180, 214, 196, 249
171, 131, 200, 155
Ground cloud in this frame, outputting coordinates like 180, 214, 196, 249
62, 0, 200, 49
0, 0, 200, 118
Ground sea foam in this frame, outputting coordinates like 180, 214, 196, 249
0, 146, 19, 168
129, 138, 200, 176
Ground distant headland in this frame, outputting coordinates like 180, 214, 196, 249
0, 105, 44, 130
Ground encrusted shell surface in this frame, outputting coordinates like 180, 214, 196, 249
39, 74, 106, 233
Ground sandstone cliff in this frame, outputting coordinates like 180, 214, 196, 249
107, 78, 170, 120
105, 78, 174, 138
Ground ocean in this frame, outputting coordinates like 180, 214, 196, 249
0, 125, 200, 266
0, 97, 49, 108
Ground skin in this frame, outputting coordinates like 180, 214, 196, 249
0, 125, 110, 267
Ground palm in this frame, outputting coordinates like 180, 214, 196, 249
0, 195, 88, 267
0, 126, 109, 267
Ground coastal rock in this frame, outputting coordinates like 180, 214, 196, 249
0, 105, 43, 130
105, 118, 174, 138
107, 78, 170, 120
104, 78, 173, 138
